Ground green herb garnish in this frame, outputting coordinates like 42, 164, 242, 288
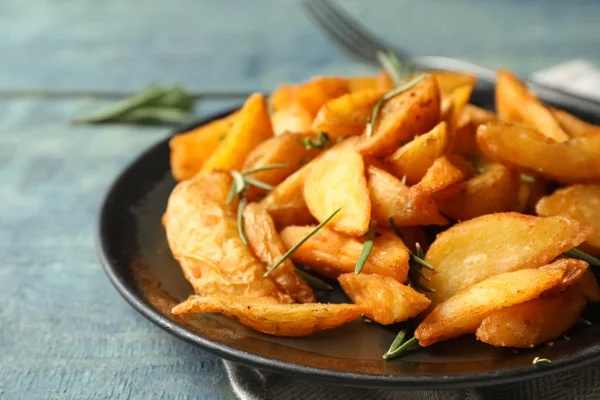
264, 208, 341, 277
237, 196, 248, 246
520, 174, 536, 183
565, 248, 600, 267
532, 357, 552, 365
376, 51, 414, 86
366, 75, 426, 137
295, 268, 333, 290
383, 334, 420, 360
355, 221, 377, 275
71, 85, 195, 125
298, 132, 332, 150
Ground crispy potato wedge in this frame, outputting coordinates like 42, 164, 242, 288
551, 108, 600, 138
536, 184, 600, 256
422, 212, 593, 305
454, 105, 497, 156
435, 163, 520, 220
271, 106, 314, 135
170, 112, 238, 181
386, 121, 450, 185
358, 74, 441, 157
515, 177, 549, 214
477, 122, 600, 183
368, 165, 448, 227
242, 133, 320, 200
476, 287, 586, 348
432, 71, 477, 97
295, 77, 349, 117
304, 147, 371, 235
411, 155, 470, 197
415, 258, 588, 346
269, 84, 299, 112
280, 226, 410, 282
312, 89, 384, 140
579, 269, 600, 303
347, 76, 380, 93
338, 273, 430, 325
376, 70, 395, 92
172, 294, 362, 337
496, 69, 569, 142
243, 202, 315, 303
164, 173, 290, 302
442, 84, 474, 139
202, 93, 273, 172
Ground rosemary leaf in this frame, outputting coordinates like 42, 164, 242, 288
244, 177, 275, 191
376, 51, 403, 86
565, 248, 600, 267
295, 268, 333, 290
264, 208, 341, 276
227, 171, 247, 204
237, 195, 249, 246
388, 217, 404, 240
297, 132, 332, 150
355, 221, 377, 275
383, 337, 420, 360
532, 357, 552, 365
520, 174, 536, 183
366, 74, 426, 137
412, 253, 435, 271
243, 163, 288, 176
384, 328, 408, 355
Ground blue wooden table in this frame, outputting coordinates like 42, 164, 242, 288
1, 1, 599, 399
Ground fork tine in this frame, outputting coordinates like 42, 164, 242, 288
303, 0, 379, 65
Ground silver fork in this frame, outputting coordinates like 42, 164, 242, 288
303, 0, 600, 116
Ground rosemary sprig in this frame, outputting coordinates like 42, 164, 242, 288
366, 74, 426, 137
295, 267, 333, 290
297, 132, 332, 150
376, 51, 414, 86
355, 221, 377, 275
264, 208, 341, 277
520, 174, 536, 183
532, 357, 552, 365
383, 334, 420, 360
565, 248, 600, 267
237, 196, 248, 245
243, 163, 288, 175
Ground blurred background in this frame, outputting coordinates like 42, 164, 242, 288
2, 0, 600, 399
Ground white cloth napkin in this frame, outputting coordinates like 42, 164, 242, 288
223, 61, 600, 399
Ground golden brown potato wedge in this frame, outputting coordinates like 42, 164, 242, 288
432, 71, 477, 97
338, 273, 430, 325
172, 294, 362, 337
435, 163, 520, 221
164, 173, 290, 302
475, 287, 586, 348
453, 105, 497, 156
280, 226, 409, 283
376, 70, 395, 92
442, 84, 474, 139
422, 212, 593, 305
536, 184, 600, 256
347, 76, 380, 93
269, 84, 299, 112
202, 93, 273, 172
271, 106, 314, 135
496, 69, 569, 142
358, 74, 441, 157
242, 133, 320, 200
477, 122, 600, 183
579, 269, 600, 303
386, 121, 450, 185
295, 77, 349, 117
170, 112, 238, 181
411, 155, 470, 197
312, 89, 384, 140
243, 202, 315, 303
304, 147, 371, 236
368, 165, 448, 227
551, 108, 600, 138
415, 258, 588, 346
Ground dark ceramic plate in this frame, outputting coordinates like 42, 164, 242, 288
97, 86, 600, 389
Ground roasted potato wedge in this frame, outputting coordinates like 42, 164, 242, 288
477, 122, 600, 183
536, 184, 600, 256
376, 70, 395, 92
579, 269, 600, 303
304, 146, 371, 236
347, 76, 380, 93
170, 112, 238, 181
172, 294, 362, 337
386, 121, 450, 185
453, 105, 497, 156
415, 258, 588, 346
202, 93, 273, 172
368, 165, 448, 227
435, 163, 520, 220
442, 84, 474, 138
422, 212, 593, 305
271, 106, 314, 135
242, 133, 320, 200
269, 84, 299, 112
432, 71, 477, 97
338, 273, 430, 325
411, 155, 470, 197
243, 202, 315, 303
312, 89, 384, 140
280, 226, 409, 282
475, 287, 586, 348
295, 77, 349, 117
164, 173, 290, 302
551, 108, 600, 138
358, 74, 441, 157
496, 69, 569, 142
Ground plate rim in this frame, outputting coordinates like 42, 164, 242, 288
96, 106, 600, 389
